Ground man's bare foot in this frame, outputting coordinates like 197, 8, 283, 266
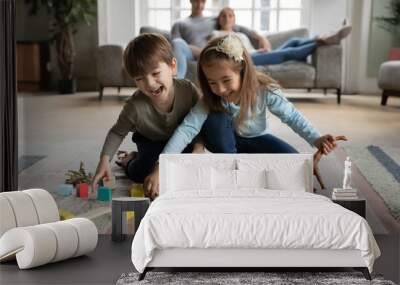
116, 151, 137, 168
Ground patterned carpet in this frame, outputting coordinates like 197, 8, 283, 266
344, 145, 400, 221
116, 271, 395, 285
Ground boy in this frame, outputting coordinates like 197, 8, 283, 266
92, 33, 203, 195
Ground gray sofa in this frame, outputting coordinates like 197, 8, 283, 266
140, 26, 343, 104
96, 27, 343, 103
96, 45, 135, 101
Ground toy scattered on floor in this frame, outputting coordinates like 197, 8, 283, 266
123, 211, 135, 234
57, 184, 74, 196
65, 161, 93, 187
59, 209, 75, 220
77, 182, 89, 198
97, 186, 112, 201
130, 184, 144, 197
103, 176, 116, 189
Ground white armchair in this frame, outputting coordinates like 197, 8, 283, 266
0, 189, 98, 269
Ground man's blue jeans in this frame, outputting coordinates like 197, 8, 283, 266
251, 37, 317, 66
172, 38, 194, 79
126, 133, 193, 183
201, 112, 298, 153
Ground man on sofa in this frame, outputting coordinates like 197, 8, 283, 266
172, 0, 270, 78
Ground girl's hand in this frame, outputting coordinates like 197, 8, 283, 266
314, 134, 337, 155
144, 164, 160, 200
92, 156, 113, 192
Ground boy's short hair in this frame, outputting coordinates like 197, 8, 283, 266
123, 33, 174, 78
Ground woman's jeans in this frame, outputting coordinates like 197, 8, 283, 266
251, 37, 317, 66
172, 38, 194, 79
126, 132, 193, 183
201, 112, 298, 154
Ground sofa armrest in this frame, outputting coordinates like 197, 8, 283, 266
312, 45, 342, 88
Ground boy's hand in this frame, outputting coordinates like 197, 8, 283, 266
144, 164, 160, 200
313, 134, 337, 155
92, 155, 113, 192
192, 142, 205, 154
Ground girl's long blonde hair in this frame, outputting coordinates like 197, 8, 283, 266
198, 35, 279, 126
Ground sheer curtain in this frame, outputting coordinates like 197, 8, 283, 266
0, 0, 18, 192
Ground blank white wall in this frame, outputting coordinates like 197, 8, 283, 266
309, 0, 347, 37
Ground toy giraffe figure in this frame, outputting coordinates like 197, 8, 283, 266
313, 135, 347, 190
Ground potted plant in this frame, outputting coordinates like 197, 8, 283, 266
65, 161, 93, 198
375, 0, 400, 60
26, 0, 97, 94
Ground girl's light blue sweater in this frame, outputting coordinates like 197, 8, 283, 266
162, 88, 321, 154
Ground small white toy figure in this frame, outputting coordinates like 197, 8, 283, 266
342, 157, 352, 189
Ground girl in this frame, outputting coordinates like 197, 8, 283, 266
213, 7, 352, 66
146, 34, 338, 198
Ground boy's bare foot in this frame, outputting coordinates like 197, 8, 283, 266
116, 151, 137, 168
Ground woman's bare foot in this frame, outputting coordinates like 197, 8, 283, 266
317, 25, 352, 45
116, 151, 137, 168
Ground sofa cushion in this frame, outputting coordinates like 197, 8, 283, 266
257, 61, 315, 88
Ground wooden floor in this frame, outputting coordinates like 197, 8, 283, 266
0, 235, 134, 285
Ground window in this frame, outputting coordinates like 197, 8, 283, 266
143, 0, 305, 32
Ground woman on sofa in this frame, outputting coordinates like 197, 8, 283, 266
213, 7, 352, 66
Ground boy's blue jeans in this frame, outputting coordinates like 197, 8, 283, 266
201, 112, 298, 154
251, 37, 316, 66
126, 133, 193, 183
172, 38, 194, 79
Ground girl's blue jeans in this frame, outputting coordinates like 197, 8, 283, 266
201, 112, 298, 154
251, 37, 316, 66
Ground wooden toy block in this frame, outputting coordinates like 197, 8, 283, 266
97, 186, 112, 201
57, 184, 74, 196
122, 211, 135, 234
129, 184, 144, 197
77, 183, 89, 198
59, 209, 75, 220
103, 176, 116, 189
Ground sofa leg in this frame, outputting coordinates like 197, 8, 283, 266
336, 88, 341, 104
323, 88, 327, 95
381, 90, 388, 105
307, 88, 312, 93
354, 267, 371, 280
99, 85, 103, 101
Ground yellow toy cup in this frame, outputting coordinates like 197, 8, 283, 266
130, 184, 144, 197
